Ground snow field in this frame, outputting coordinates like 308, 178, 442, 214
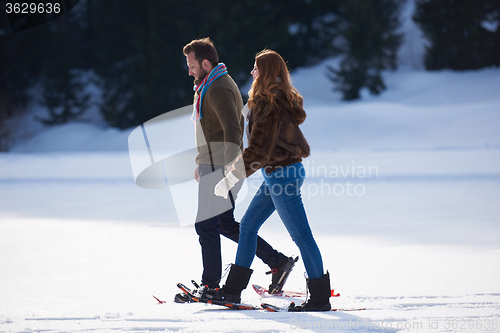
1, 15, 500, 330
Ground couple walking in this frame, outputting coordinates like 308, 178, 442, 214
181, 37, 331, 311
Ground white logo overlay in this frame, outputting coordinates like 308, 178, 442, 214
127, 105, 248, 226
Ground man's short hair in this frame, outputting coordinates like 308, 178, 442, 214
183, 38, 219, 68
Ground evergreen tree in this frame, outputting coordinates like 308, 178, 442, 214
280, 0, 343, 66
0, 31, 43, 118
38, 10, 92, 125
413, 0, 500, 70
0, 15, 48, 150
85, 0, 194, 129
39, 70, 91, 125
2, 0, 408, 135
0, 0, 88, 128
84, 0, 343, 128
327, 0, 403, 100
194, 0, 296, 84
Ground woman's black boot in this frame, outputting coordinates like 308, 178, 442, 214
289, 272, 331, 311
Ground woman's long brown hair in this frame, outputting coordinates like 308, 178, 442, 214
248, 49, 302, 110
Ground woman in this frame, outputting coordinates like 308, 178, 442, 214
212, 49, 331, 312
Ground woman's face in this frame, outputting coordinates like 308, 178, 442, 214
251, 61, 259, 81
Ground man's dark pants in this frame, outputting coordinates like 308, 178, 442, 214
195, 163, 282, 287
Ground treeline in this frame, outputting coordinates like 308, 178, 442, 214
413, 0, 500, 70
0, 0, 499, 145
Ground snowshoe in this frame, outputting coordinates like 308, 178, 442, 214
267, 256, 299, 294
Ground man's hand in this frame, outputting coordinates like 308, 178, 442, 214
194, 166, 200, 183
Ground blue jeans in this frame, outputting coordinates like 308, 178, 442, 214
235, 162, 325, 279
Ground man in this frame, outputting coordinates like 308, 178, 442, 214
177, 38, 296, 300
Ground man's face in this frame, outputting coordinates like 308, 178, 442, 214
186, 52, 208, 81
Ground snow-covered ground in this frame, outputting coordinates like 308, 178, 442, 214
2, 61, 499, 332
2, 3, 500, 331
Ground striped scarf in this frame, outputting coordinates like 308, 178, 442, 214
192, 63, 228, 123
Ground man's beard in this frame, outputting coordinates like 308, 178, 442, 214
194, 68, 209, 85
